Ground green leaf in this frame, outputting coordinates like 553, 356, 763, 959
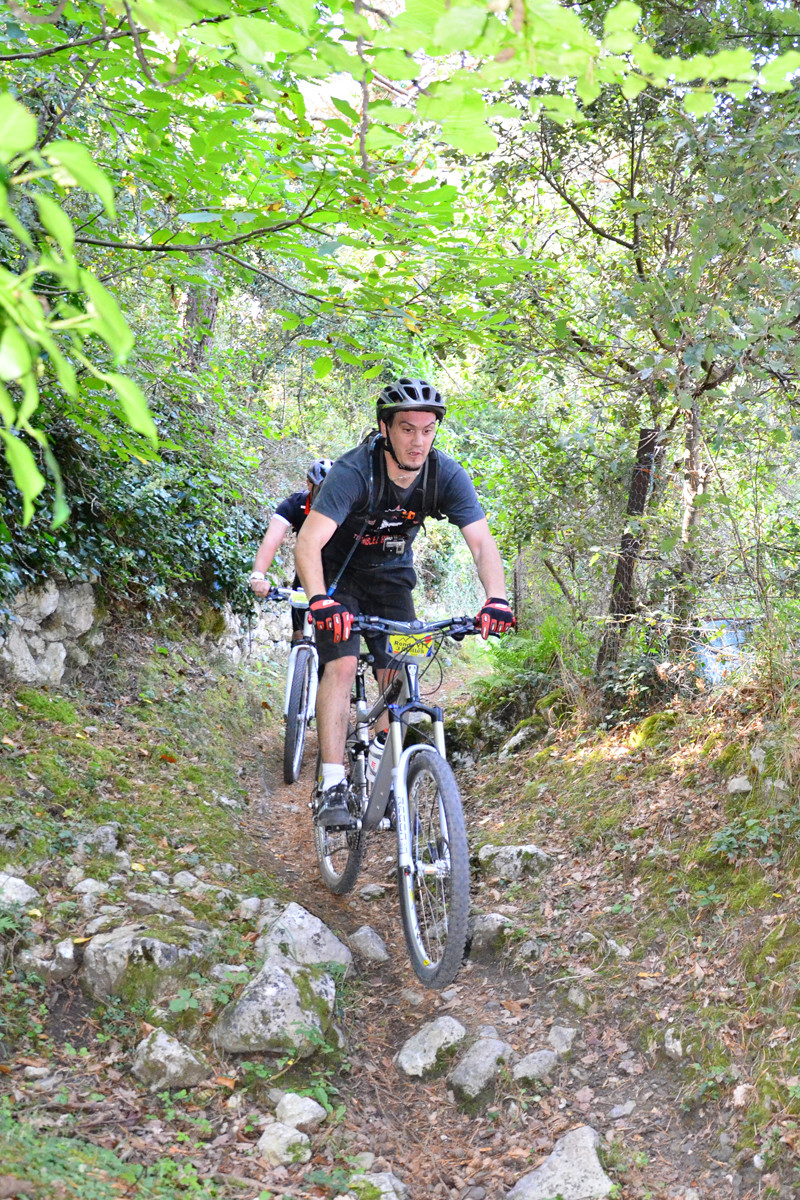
80, 270, 134, 359
106, 374, 158, 445
0, 429, 45, 523
0, 187, 32, 247
603, 2, 641, 35
0, 94, 37, 164
34, 193, 75, 254
44, 141, 116, 218
760, 50, 800, 92
0, 326, 32, 381
683, 90, 715, 116
362, 364, 383, 380
433, 4, 487, 52
275, 0, 315, 31
226, 16, 307, 60
313, 356, 333, 380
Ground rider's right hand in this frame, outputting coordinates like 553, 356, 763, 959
309, 594, 354, 643
249, 572, 271, 598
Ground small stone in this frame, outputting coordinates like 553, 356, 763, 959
74, 878, 109, 897
727, 776, 751, 795
469, 913, 512, 957
605, 938, 631, 958
113, 850, 131, 873
750, 746, 767, 774
275, 1092, 327, 1132
217, 862, 237, 879
349, 925, 389, 963
566, 985, 590, 1011
238, 897, 263, 920
0, 873, 39, 905
513, 1049, 558, 1082
256, 1119, 311, 1167
65, 865, 85, 888
396, 1016, 467, 1078
149, 870, 170, 886
350, 1172, 410, 1199
358, 883, 386, 901
506, 1124, 613, 1199
548, 1025, 577, 1058
609, 1100, 636, 1119
350, 1152, 376, 1171
400, 988, 425, 1006
210, 963, 249, 982
172, 870, 199, 890
450, 1037, 511, 1103
132, 1028, 212, 1091
664, 1027, 683, 1061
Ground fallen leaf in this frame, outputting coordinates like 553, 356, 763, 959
214, 1075, 236, 1089
160, 753, 177, 763
130, 863, 146, 872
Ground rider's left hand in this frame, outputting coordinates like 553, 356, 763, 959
476, 597, 515, 639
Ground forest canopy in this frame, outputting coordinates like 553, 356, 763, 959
1, 0, 800, 676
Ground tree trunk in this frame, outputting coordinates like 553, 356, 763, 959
181, 259, 219, 371
669, 401, 710, 654
596, 427, 662, 672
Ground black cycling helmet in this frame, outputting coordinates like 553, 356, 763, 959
376, 378, 445, 426
306, 458, 332, 488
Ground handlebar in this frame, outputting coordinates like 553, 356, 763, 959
351, 614, 479, 639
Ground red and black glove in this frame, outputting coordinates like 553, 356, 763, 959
476, 596, 515, 639
309, 594, 354, 644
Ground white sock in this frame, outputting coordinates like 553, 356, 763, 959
321, 763, 346, 790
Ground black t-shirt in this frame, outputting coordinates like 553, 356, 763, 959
311, 438, 484, 582
273, 490, 309, 533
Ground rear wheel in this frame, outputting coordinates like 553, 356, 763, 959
313, 752, 366, 894
398, 750, 470, 989
283, 646, 314, 784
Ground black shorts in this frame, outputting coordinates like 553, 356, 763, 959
317, 568, 416, 670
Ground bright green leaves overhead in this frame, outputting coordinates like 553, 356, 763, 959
0, 97, 154, 526
0, 94, 36, 163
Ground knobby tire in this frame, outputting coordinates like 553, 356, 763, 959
398, 750, 470, 989
313, 750, 366, 894
283, 645, 313, 785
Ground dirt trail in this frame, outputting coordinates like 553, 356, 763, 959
241, 690, 766, 1200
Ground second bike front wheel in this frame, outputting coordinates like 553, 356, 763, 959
312, 755, 366, 894
398, 750, 470, 990
283, 646, 314, 784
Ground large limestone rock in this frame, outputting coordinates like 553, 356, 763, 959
81, 920, 217, 1001
477, 844, 551, 882
255, 902, 352, 968
76, 823, 121, 860
14, 579, 59, 623
131, 1028, 212, 1090
57, 583, 95, 635
212, 950, 336, 1057
0, 872, 39, 905
449, 1037, 512, 1104
396, 1016, 467, 1078
506, 1126, 614, 1200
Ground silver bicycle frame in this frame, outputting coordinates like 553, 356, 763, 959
361, 656, 447, 852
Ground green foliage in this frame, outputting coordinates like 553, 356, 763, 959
472, 615, 589, 728
0, 1098, 225, 1198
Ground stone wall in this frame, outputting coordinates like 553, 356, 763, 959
214, 601, 293, 667
0, 579, 102, 686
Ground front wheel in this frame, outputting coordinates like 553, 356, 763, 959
398, 750, 470, 989
283, 646, 314, 784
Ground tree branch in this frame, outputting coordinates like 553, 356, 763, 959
73, 207, 329, 253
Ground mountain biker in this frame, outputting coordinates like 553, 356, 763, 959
294, 377, 514, 829
249, 458, 332, 640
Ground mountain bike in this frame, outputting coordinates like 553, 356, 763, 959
311, 614, 478, 990
264, 587, 318, 784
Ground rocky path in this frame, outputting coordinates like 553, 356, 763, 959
241, 709, 765, 1200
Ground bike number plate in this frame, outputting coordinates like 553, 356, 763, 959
388, 633, 433, 658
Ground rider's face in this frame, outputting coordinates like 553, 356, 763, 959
381, 411, 438, 470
